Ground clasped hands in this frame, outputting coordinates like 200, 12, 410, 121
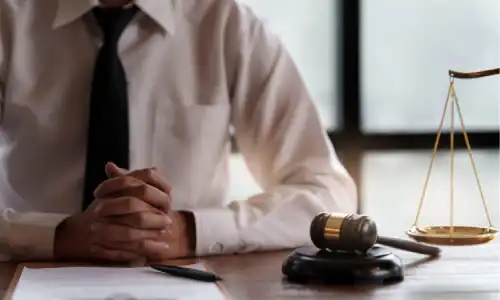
54, 163, 194, 263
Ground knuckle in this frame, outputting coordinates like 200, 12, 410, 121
138, 239, 149, 252
163, 180, 172, 192
105, 250, 121, 261
92, 201, 105, 213
92, 246, 114, 261
89, 221, 100, 233
124, 197, 138, 211
89, 245, 100, 255
122, 176, 137, 188
164, 215, 173, 227
137, 184, 149, 199
124, 228, 137, 240
91, 246, 109, 260
116, 251, 133, 261
161, 196, 171, 211
165, 194, 172, 205
144, 168, 155, 178
135, 212, 148, 227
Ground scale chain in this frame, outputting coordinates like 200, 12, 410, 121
449, 83, 455, 235
413, 78, 494, 229
413, 83, 453, 227
451, 84, 493, 228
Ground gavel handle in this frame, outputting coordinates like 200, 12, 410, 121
377, 236, 441, 256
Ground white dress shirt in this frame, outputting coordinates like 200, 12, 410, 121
0, 0, 357, 261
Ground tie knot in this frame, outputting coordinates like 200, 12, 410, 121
93, 6, 138, 42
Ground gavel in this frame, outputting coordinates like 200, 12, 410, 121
310, 212, 441, 256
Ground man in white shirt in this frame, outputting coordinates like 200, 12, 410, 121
0, 0, 357, 262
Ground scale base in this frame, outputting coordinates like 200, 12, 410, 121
282, 246, 404, 285
406, 225, 498, 246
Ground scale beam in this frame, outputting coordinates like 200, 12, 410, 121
449, 68, 499, 79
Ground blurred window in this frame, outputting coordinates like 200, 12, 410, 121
239, 0, 340, 130
361, 0, 500, 133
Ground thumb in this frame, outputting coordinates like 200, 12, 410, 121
105, 162, 128, 178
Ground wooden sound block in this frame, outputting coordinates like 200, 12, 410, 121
282, 246, 404, 284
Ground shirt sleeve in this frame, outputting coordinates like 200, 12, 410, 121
0, 18, 69, 262
0, 0, 4, 120
0, 209, 69, 262
190, 3, 358, 256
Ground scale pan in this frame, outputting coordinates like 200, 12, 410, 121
406, 226, 498, 246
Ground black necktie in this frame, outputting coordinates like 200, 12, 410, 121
82, 6, 138, 210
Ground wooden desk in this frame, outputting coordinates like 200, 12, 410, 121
1, 240, 499, 300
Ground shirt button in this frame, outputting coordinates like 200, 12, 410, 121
210, 243, 224, 253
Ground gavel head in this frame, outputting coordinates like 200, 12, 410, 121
309, 212, 379, 253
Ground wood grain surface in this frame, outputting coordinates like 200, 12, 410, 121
1, 239, 499, 300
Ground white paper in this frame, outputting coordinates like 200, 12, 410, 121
11, 263, 226, 300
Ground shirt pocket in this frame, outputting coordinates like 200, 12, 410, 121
152, 100, 231, 147
151, 100, 232, 205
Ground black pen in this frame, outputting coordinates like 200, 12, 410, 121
150, 264, 223, 282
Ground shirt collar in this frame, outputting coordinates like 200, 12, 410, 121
52, 0, 177, 35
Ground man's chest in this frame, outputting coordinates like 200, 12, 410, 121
0, 16, 235, 207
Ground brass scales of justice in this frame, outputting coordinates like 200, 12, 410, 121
406, 67, 499, 246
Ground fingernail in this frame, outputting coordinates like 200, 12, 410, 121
106, 162, 128, 177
